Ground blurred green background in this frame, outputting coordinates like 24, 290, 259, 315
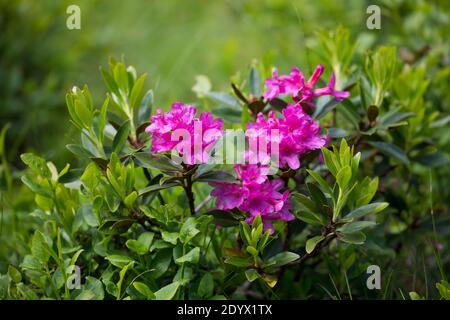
4, 0, 448, 168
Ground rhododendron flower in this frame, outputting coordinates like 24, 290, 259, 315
246, 104, 328, 170
234, 163, 270, 184
262, 65, 350, 105
145, 102, 223, 164
210, 164, 294, 233
210, 182, 248, 210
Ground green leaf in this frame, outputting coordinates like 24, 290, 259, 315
336, 165, 352, 190
79, 204, 99, 227
138, 182, 178, 196
70, 249, 84, 267
161, 231, 178, 245
130, 74, 147, 111
337, 221, 376, 233
321, 147, 340, 177
306, 169, 333, 195
206, 92, 241, 110
344, 202, 388, 219
20, 153, 51, 178
257, 230, 271, 252
101, 66, 119, 95
295, 210, 325, 226
66, 144, 94, 159
152, 249, 173, 278
113, 62, 129, 95
98, 97, 109, 143
117, 261, 134, 299
409, 292, 423, 300
246, 245, 258, 256
245, 269, 260, 282
413, 152, 450, 168
338, 231, 366, 244
21, 176, 52, 198
31, 231, 51, 264
58, 168, 83, 184
314, 98, 340, 119
124, 191, 138, 208
179, 218, 200, 244
368, 141, 409, 165
262, 274, 277, 288
213, 106, 242, 123
133, 152, 182, 171
378, 109, 415, 127
126, 239, 148, 255
328, 128, 348, 138
307, 183, 329, 216
265, 252, 300, 268
154, 281, 180, 300
224, 256, 252, 268
133, 282, 155, 300
74, 99, 93, 129
112, 120, 130, 154
292, 193, 317, 213
138, 90, 154, 124
198, 273, 214, 298
175, 247, 200, 264
231, 83, 249, 104
105, 255, 134, 268
138, 232, 154, 250
239, 221, 252, 245
16, 283, 39, 300
430, 115, 450, 128
194, 170, 237, 183
76, 276, 104, 300
365, 46, 397, 106
306, 235, 325, 254
8, 265, 22, 283
436, 281, 450, 300
207, 210, 239, 227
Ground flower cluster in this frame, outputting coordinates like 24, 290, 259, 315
263, 64, 350, 105
246, 104, 328, 170
145, 102, 223, 164
210, 164, 294, 233
146, 65, 345, 229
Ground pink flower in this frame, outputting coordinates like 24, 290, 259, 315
145, 102, 223, 164
210, 165, 294, 234
313, 72, 350, 101
210, 182, 248, 210
262, 65, 350, 105
240, 179, 285, 215
234, 164, 270, 184
246, 104, 328, 170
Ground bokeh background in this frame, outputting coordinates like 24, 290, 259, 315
2, 0, 448, 167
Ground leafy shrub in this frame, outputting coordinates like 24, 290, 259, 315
1, 24, 449, 299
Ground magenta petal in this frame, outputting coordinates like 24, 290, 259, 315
333, 90, 350, 101
307, 64, 324, 86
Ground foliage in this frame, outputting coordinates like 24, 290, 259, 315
0, 1, 449, 300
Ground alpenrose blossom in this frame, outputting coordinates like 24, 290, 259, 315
262, 64, 350, 105
145, 102, 223, 164
246, 104, 328, 170
210, 164, 294, 233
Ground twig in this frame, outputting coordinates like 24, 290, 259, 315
182, 164, 198, 216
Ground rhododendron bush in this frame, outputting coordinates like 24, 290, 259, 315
1, 28, 449, 300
